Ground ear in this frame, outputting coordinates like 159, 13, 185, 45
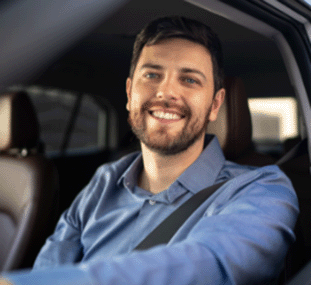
209, 88, 225, 122
126, 77, 132, 111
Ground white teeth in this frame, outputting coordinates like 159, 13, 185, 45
152, 111, 181, 120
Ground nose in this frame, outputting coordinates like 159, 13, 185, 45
156, 75, 179, 101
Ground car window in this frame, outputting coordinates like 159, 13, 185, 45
68, 93, 106, 152
248, 96, 299, 155
302, 0, 311, 7
8, 85, 108, 155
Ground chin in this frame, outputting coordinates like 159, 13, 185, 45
143, 132, 202, 156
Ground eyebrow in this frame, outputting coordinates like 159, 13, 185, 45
140, 63, 207, 81
140, 63, 163, 71
180, 68, 207, 81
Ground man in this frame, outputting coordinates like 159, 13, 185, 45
1, 16, 298, 284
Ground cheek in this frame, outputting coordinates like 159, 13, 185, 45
132, 98, 144, 109
128, 92, 143, 110
133, 78, 157, 96
129, 96, 152, 115
130, 86, 154, 110
188, 96, 212, 117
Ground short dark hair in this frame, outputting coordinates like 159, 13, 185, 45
129, 16, 224, 94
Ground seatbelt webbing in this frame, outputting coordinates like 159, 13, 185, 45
276, 137, 308, 167
135, 181, 227, 250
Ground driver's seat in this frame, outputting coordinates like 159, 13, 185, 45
207, 76, 275, 166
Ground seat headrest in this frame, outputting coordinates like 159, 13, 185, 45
207, 77, 252, 160
0, 91, 39, 151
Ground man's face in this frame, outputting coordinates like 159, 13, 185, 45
126, 38, 224, 155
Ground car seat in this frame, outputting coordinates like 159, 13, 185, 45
0, 91, 59, 271
207, 76, 275, 166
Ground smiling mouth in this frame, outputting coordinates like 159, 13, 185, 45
149, 110, 184, 120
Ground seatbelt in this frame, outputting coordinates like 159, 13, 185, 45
276, 137, 308, 169
135, 181, 227, 250
286, 260, 311, 285
275, 137, 311, 285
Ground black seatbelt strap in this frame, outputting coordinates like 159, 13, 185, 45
135, 181, 227, 250
276, 137, 308, 168
286, 259, 311, 285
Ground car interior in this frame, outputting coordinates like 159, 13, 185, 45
0, 0, 310, 283
0, 92, 59, 271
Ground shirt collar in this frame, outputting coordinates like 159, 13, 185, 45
118, 134, 225, 195
118, 152, 142, 191
176, 134, 225, 194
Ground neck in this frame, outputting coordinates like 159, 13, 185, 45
138, 136, 205, 194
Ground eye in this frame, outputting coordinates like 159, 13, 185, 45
186, 78, 196, 84
183, 77, 198, 85
145, 73, 159, 79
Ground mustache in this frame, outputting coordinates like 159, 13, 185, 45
141, 100, 191, 116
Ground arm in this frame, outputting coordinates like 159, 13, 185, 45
32, 210, 83, 268
5, 166, 299, 284
33, 166, 105, 268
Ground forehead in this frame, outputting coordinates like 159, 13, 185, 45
136, 38, 213, 74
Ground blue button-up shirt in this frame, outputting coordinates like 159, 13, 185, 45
5, 135, 299, 285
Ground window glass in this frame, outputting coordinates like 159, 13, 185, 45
302, 0, 311, 7
8, 85, 107, 154
248, 97, 299, 153
68, 94, 106, 151
28, 86, 75, 152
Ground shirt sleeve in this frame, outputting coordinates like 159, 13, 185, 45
32, 210, 83, 268
4, 165, 299, 285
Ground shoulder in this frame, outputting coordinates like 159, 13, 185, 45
66, 151, 141, 217
229, 162, 294, 188
81, 152, 141, 197
217, 162, 298, 210
222, 160, 292, 184
90, 151, 141, 186
203, 163, 299, 236
215, 160, 298, 209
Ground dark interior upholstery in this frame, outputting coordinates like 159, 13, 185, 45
207, 76, 275, 166
0, 92, 59, 271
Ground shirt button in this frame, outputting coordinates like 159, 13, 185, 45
149, 200, 156, 205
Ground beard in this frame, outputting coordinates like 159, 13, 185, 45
128, 99, 212, 156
